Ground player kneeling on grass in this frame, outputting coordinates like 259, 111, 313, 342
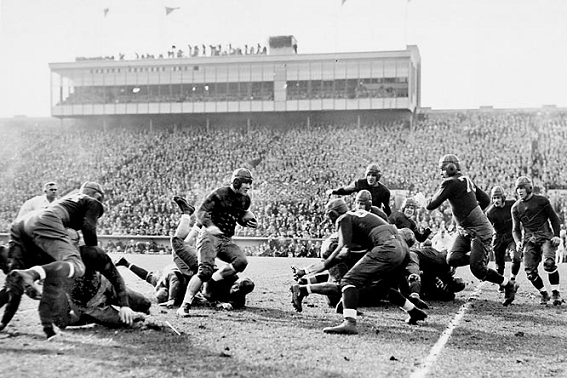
302, 199, 427, 335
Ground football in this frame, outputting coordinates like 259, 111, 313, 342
240, 210, 258, 228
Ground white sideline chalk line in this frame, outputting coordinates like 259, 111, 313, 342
409, 281, 488, 378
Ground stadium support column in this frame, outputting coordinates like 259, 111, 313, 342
307, 115, 310, 129
357, 114, 360, 128
149, 118, 153, 131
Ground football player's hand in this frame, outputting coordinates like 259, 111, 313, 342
0, 322, 6, 332
325, 189, 334, 197
551, 236, 561, 248
206, 225, 223, 235
245, 219, 258, 228
516, 242, 523, 253
158, 299, 175, 309
119, 306, 134, 325
306, 261, 326, 275
216, 302, 233, 311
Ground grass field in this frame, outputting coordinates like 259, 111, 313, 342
1, 255, 567, 378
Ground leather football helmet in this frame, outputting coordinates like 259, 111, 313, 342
438, 154, 461, 176
515, 176, 533, 194
231, 168, 253, 189
365, 163, 381, 180
490, 186, 506, 201
80, 181, 105, 202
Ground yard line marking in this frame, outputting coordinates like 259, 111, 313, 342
409, 281, 488, 378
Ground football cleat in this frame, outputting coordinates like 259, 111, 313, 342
502, 280, 519, 306
290, 284, 305, 312
552, 290, 563, 306
406, 307, 427, 325
540, 291, 550, 305
43, 325, 57, 340
173, 196, 195, 215
408, 293, 430, 310
323, 319, 358, 335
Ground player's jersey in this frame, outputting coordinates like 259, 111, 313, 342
353, 179, 391, 215
49, 193, 104, 246
69, 246, 129, 308
370, 205, 388, 221
336, 210, 389, 251
388, 211, 431, 243
197, 186, 251, 238
485, 199, 515, 236
512, 194, 561, 239
426, 173, 490, 224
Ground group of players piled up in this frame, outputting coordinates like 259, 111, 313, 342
0, 153, 563, 338
291, 154, 563, 334
0, 169, 257, 339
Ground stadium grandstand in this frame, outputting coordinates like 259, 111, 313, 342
49, 36, 421, 128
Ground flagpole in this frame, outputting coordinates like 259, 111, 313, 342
404, 0, 410, 47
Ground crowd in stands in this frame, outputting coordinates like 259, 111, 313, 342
75, 42, 267, 62
1, 109, 566, 257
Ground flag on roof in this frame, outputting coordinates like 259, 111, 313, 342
165, 6, 180, 15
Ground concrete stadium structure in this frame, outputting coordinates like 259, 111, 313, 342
49, 36, 421, 127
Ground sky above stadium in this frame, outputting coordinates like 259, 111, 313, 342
1, 0, 566, 117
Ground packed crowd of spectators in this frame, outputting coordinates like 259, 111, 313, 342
75, 42, 268, 62
1, 109, 566, 256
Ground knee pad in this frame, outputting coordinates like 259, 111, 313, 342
544, 258, 557, 273
231, 257, 248, 273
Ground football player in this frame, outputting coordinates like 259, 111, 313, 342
426, 154, 518, 306
5, 181, 107, 338
326, 163, 392, 215
512, 176, 563, 305
116, 195, 200, 308
485, 186, 520, 283
304, 198, 427, 335
388, 198, 432, 243
177, 168, 258, 317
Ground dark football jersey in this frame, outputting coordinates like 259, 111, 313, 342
512, 194, 561, 238
336, 210, 389, 251
486, 199, 515, 235
197, 186, 251, 237
426, 173, 490, 224
50, 193, 104, 246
